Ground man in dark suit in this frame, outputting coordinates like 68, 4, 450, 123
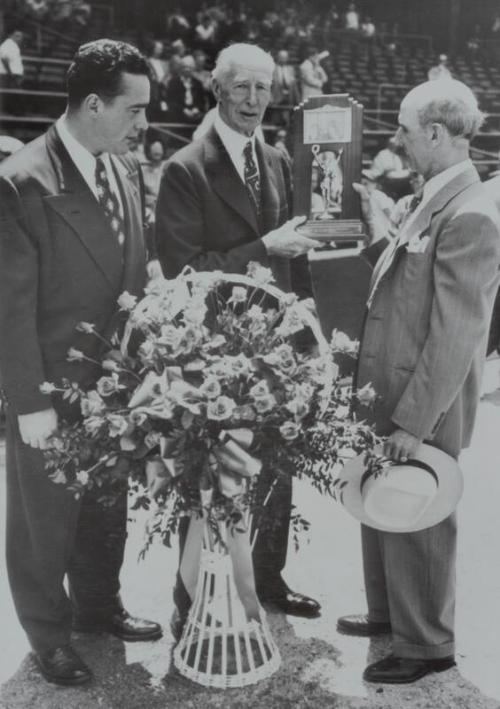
165, 55, 206, 123
155, 43, 322, 627
0, 39, 162, 687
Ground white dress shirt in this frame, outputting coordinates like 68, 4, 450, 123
56, 116, 124, 217
214, 108, 259, 184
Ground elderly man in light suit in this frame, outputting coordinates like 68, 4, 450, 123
337, 80, 500, 684
156, 43, 323, 630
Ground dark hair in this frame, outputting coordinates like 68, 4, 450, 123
66, 39, 150, 108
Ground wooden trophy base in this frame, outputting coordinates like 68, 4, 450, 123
296, 219, 365, 243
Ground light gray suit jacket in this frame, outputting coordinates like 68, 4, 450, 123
358, 165, 500, 458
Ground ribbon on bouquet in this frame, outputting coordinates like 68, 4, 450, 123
179, 428, 263, 622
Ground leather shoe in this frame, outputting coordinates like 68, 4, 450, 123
363, 654, 456, 684
337, 614, 392, 636
35, 645, 92, 686
266, 589, 321, 618
74, 609, 162, 642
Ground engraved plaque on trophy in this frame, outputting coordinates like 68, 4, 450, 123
292, 94, 365, 242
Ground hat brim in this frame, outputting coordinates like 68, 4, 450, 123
339, 443, 463, 533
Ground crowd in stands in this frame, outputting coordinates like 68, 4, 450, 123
19, 0, 92, 29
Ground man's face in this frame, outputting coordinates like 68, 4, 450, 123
277, 51, 288, 65
12, 31, 23, 46
95, 73, 150, 155
213, 62, 272, 137
395, 101, 432, 176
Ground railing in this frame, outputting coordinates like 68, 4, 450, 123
377, 32, 434, 53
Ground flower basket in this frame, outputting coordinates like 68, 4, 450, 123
42, 263, 379, 689
173, 516, 280, 689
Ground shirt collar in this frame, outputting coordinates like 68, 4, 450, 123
422, 159, 473, 205
214, 106, 256, 161
56, 115, 114, 176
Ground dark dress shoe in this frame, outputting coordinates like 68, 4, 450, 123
267, 589, 321, 618
74, 609, 162, 642
35, 645, 92, 686
363, 654, 456, 684
337, 614, 392, 636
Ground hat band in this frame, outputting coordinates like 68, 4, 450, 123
360, 459, 438, 492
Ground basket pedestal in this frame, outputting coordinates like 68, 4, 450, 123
173, 544, 281, 688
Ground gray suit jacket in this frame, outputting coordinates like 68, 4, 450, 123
358, 165, 500, 457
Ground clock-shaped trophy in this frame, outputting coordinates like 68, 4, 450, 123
292, 94, 365, 243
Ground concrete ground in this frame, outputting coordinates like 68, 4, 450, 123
1, 360, 500, 708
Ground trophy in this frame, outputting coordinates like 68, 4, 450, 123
292, 94, 364, 243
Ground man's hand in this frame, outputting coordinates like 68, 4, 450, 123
18, 408, 58, 450
383, 428, 421, 463
262, 216, 323, 257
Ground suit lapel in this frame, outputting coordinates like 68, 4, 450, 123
369, 165, 480, 299
44, 125, 124, 291
257, 141, 280, 235
205, 127, 260, 235
111, 156, 146, 296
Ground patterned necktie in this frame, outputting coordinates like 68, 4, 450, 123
94, 156, 125, 248
243, 140, 261, 217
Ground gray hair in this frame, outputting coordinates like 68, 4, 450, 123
212, 43, 275, 83
406, 80, 485, 139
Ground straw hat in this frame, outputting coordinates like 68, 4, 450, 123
340, 443, 463, 533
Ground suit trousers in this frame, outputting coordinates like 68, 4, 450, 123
5, 412, 127, 652
361, 513, 457, 659
173, 465, 292, 615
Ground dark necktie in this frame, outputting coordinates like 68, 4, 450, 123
243, 141, 261, 217
407, 192, 422, 215
95, 156, 125, 248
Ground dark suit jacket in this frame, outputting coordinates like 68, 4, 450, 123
155, 126, 293, 291
0, 124, 147, 416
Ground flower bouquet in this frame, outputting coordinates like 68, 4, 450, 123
43, 263, 378, 688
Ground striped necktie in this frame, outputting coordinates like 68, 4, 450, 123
95, 156, 125, 248
243, 140, 261, 216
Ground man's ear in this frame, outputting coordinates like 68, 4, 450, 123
430, 122, 446, 144
83, 93, 101, 114
211, 77, 221, 102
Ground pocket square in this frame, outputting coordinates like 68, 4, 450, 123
406, 234, 430, 254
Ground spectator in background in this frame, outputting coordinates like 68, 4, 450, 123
167, 8, 191, 42
428, 54, 452, 81
192, 49, 213, 110
194, 14, 217, 57
299, 46, 328, 100
271, 49, 301, 108
0, 29, 24, 115
272, 127, 291, 162
169, 38, 187, 78
0, 29, 24, 87
492, 13, 500, 35
372, 135, 410, 199
23, 0, 49, 21
360, 168, 394, 230
72, 0, 91, 28
361, 16, 376, 41
389, 171, 424, 234
166, 54, 205, 123
146, 40, 169, 119
143, 139, 167, 225
345, 2, 360, 31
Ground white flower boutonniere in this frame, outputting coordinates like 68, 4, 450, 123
406, 233, 430, 254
